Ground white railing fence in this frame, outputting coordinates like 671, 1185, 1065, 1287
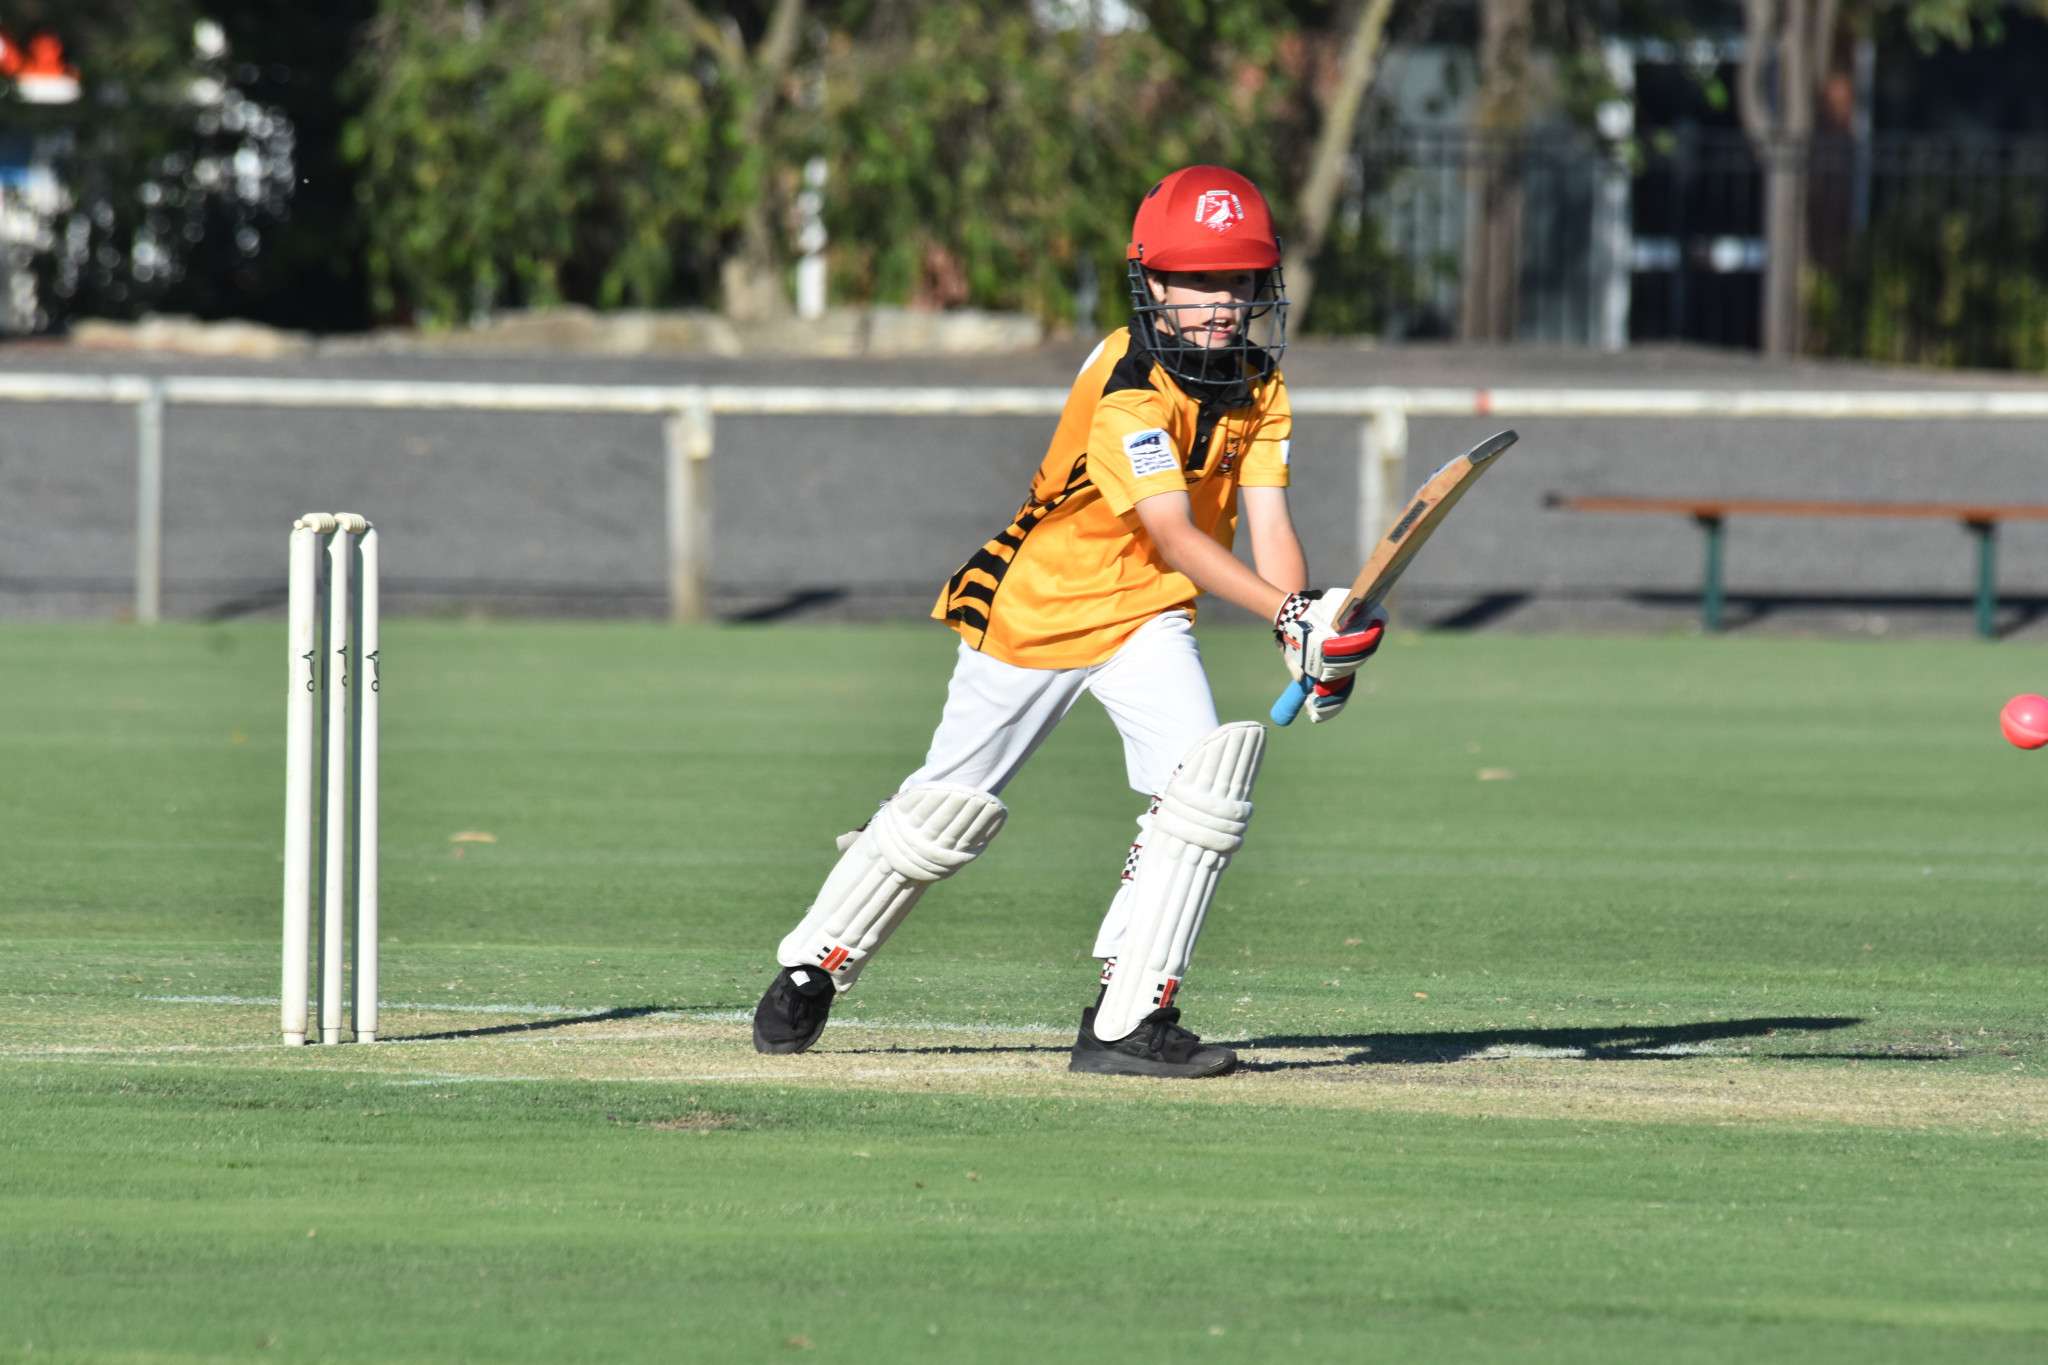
4, 372, 2047, 624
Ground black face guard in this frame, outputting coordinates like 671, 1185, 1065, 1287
1125, 253, 1289, 406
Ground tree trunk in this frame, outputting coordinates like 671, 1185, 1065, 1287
1283, 0, 1398, 325
1739, 0, 1835, 356
717, 0, 806, 322
1459, 0, 1535, 343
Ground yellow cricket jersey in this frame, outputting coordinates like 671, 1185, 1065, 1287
933, 323, 1292, 669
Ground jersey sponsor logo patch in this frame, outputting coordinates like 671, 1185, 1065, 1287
1279, 438, 1291, 466
1122, 427, 1177, 479
1195, 190, 1244, 233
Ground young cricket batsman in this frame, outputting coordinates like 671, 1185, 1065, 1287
751, 166, 1385, 1077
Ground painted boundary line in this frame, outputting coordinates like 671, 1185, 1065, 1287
6, 369, 2047, 625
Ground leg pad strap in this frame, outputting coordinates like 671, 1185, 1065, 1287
778, 783, 1007, 990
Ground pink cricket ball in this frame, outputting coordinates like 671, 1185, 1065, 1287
2001, 694, 2048, 750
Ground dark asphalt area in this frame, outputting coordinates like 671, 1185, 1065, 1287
5, 337, 2048, 639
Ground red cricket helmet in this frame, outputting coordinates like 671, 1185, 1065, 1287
1126, 166, 1281, 272
1123, 166, 1288, 400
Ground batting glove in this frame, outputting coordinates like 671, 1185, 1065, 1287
1273, 589, 1388, 685
1302, 673, 1355, 724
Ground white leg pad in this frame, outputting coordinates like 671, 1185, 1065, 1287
776, 783, 1007, 991
1094, 721, 1264, 1041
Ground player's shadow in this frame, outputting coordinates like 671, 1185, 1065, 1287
1629, 589, 2048, 640
1231, 1014, 1871, 1072
725, 587, 848, 622
386, 1004, 686, 1043
832, 1041, 1071, 1057
1423, 592, 1531, 631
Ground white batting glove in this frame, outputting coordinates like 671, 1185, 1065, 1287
1302, 673, 1356, 724
1273, 589, 1389, 684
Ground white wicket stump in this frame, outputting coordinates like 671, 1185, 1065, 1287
282, 513, 379, 1045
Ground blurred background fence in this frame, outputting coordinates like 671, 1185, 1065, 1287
1330, 127, 2048, 364
18, 122, 2048, 364
8, 4, 2048, 639
8, 361, 2048, 638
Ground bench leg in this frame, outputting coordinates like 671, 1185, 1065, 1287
1695, 513, 1725, 632
1969, 519, 1998, 640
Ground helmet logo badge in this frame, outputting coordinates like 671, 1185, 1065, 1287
1194, 190, 1244, 233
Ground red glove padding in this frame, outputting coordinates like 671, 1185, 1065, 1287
1320, 619, 1385, 671
1304, 672, 1355, 724
1274, 590, 1389, 684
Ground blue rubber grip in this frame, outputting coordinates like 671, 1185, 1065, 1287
1269, 677, 1310, 726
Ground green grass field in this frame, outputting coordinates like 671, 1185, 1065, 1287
3, 621, 2045, 1363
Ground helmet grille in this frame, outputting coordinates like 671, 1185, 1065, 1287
1125, 255, 1289, 406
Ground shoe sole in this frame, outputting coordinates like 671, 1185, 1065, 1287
752, 997, 831, 1055
752, 1027, 821, 1056
1067, 1047, 1237, 1078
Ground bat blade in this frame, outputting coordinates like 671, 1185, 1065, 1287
1270, 429, 1517, 726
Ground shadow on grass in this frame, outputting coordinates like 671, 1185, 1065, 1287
827, 1055, 1073, 1064
387, 1004, 735, 1043
1627, 588, 2048, 639
1231, 1015, 1868, 1071
378, 1010, 1944, 1071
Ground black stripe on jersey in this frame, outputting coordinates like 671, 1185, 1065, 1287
1108, 322, 1253, 477
1186, 397, 1231, 476
1102, 328, 1157, 397
941, 454, 1093, 648
950, 571, 998, 605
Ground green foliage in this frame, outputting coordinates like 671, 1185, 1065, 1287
1807, 171, 2048, 370
816, 5, 1121, 317
341, 0, 1338, 326
1898, 0, 2015, 53
1294, 206, 1416, 334
816, 2, 1309, 322
345, 0, 726, 324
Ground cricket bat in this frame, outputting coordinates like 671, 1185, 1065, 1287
1269, 429, 1518, 726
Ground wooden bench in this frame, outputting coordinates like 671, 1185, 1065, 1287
1543, 496, 2048, 637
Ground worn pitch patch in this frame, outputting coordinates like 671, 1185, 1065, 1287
5, 1003, 2043, 1135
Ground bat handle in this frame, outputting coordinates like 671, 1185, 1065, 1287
1269, 677, 1310, 726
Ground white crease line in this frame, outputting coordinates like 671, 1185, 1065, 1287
1, 1042, 276, 1057
143, 995, 615, 1017
9, 1055, 566, 1084
533, 1029, 1068, 1047
142, 995, 278, 1005
138, 996, 1059, 1032
334, 1012, 1061, 1038
3, 1019, 1061, 1061
602, 1012, 1061, 1035
1472, 1042, 1721, 1060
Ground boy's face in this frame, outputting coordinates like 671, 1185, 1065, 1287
1146, 269, 1259, 348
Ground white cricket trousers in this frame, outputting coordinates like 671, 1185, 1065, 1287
902, 611, 1220, 959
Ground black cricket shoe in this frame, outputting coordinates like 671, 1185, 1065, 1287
752, 965, 837, 1054
1068, 1005, 1237, 1078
